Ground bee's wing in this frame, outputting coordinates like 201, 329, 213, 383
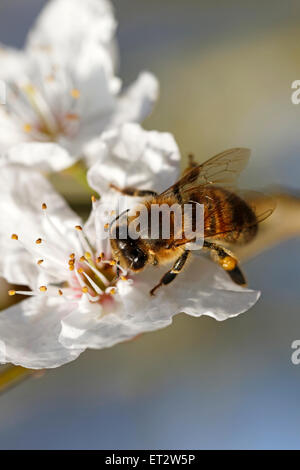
174, 189, 276, 249
235, 190, 276, 223
160, 148, 251, 201
203, 190, 276, 240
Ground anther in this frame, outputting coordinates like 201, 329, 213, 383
23, 123, 32, 133
68, 259, 75, 266
8, 290, 16, 296
39, 286, 47, 292
85, 252, 92, 259
75, 225, 82, 231
69, 253, 75, 259
91, 195, 97, 203
42, 203, 47, 210
58, 289, 63, 296
104, 223, 109, 230
69, 265, 75, 271
70, 88, 80, 99
37, 259, 44, 265
80, 256, 86, 262
36, 238, 42, 244
11, 234, 18, 240
82, 286, 89, 294
109, 260, 116, 266
77, 268, 84, 274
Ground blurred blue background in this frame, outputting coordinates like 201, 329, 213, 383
0, 0, 300, 449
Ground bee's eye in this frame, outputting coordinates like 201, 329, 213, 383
130, 247, 148, 270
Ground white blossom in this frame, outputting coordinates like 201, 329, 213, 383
0, 128, 259, 369
0, 0, 158, 172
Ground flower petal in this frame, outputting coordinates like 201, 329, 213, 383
59, 279, 177, 350
86, 123, 181, 193
26, 0, 117, 65
148, 255, 261, 321
0, 165, 81, 286
2, 142, 76, 172
109, 72, 159, 128
0, 297, 84, 369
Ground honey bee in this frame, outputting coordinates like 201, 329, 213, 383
110, 148, 275, 295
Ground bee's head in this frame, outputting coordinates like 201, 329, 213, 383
110, 236, 148, 272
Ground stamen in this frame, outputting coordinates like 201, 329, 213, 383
82, 286, 89, 294
11, 234, 18, 240
37, 259, 44, 265
106, 287, 117, 295
75, 225, 82, 231
36, 238, 42, 244
39, 286, 47, 292
81, 271, 103, 295
58, 289, 63, 296
65, 112, 79, 120
8, 290, 16, 296
83, 260, 109, 287
23, 123, 32, 133
42, 203, 47, 210
70, 88, 80, 99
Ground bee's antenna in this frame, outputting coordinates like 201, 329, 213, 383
109, 208, 130, 238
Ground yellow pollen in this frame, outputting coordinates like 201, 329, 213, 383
71, 88, 80, 99
68, 260, 75, 266
42, 203, 47, 210
35, 238, 42, 244
39, 286, 47, 292
23, 123, 32, 133
75, 225, 82, 231
37, 259, 44, 265
65, 112, 79, 120
82, 286, 89, 294
96, 257, 102, 264
11, 234, 18, 240
69, 265, 75, 271
109, 260, 116, 266
78, 268, 84, 274
110, 288, 117, 295
69, 253, 75, 259
121, 276, 127, 281
85, 252, 92, 259
80, 256, 86, 262
100, 252, 105, 259
58, 289, 63, 296
221, 256, 237, 271
104, 223, 110, 230
8, 290, 16, 296
91, 195, 96, 203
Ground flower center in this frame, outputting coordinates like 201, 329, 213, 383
8, 202, 130, 304
8, 81, 81, 142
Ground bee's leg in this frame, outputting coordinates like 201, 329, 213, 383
110, 183, 158, 197
150, 250, 190, 296
203, 241, 247, 286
